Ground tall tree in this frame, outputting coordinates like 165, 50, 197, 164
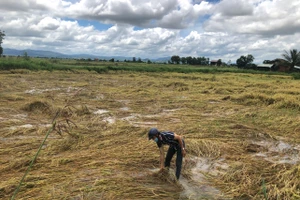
197, 56, 208, 65
0, 30, 5, 57
191, 57, 197, 65
217, 59, 222, 66
171, 55, 180, 64
282, 49, 300, 71
181, 57, 187, 64
186, 56, 192, 65
236, 54, 254, 68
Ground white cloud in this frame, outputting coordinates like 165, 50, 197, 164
216, 0, 254, 17
63, 0, 178, 28
62, 0, 213, 29
205, 0, 300, 36
31, 17, 61, 31
0, 0, 300, 64
0, 0, 48, 12
158, 0, 212, 29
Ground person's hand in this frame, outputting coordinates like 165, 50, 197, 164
182, 149, 186, 157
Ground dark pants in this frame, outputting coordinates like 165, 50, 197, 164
164, 140, 185, 179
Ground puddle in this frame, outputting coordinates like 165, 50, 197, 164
208, 100, 220, 104
149, 157, 228, 200
9, 124, 34, 130
121, 115, 139, 121
102, 117, 116, 124
92, 106, 179, 127
25, 88, 61, 94
66, 86, 79, 93
93, 110, 158, 126
120, 107, 129, 111
7, 123, 52, 131
270, 140, 293, 152
162, 108, 181, 112
117, 100, 131, 104
179, 157, 228, 200
93, 109, 116, 124
11, 114, 28, 119
180, 177, 223, 200
142, 114, 161, 118
120, 114, 157, 127
191, 157, 229, 176
25, 87, 81, 95
40, 124, 53, 128
93, 109, 109, 115
252, 140, 300, 164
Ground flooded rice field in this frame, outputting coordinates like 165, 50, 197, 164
1, 71, 300, 199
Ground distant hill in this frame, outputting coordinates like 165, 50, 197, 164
3, 48, 170, 62
4, 48, 69, 58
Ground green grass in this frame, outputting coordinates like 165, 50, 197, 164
0, 56, 294, 76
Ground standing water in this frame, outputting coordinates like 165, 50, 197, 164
179, 157, 229, 200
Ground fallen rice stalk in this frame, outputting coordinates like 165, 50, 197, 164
11, 111, 59, 200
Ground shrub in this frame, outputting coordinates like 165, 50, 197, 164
291, 73, 300, 80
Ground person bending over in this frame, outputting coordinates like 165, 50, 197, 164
148, 128, 186, 179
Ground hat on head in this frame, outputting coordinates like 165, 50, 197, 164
148, 128, 159, 140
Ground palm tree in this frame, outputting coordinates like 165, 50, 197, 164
282, 49, 300, 71
0, 30, 5, 57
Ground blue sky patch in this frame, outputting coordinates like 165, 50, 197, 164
77, 20, 113, 30
133, 26, 143, 31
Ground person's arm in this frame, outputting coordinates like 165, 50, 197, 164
174, 133, 186, 157
159, 146, 164, 169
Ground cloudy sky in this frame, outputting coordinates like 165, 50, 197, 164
0, 0, 300, 63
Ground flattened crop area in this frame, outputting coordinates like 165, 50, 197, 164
1, 71, 300, 199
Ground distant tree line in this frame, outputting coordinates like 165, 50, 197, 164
170, 55, 210, 65
236, 49, 300, 72
124, 57, 143, 63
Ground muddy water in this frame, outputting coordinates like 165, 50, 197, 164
179, 157, 228, 200
102, 116, 116, 124
25, 87, 61, 94
252, 140, 300, 164
24, 86, 80, 95
179, 178, 222, 200
93, 105, 181, 127
9, 124, 34, 130
149, 157, 228, 199
93, 109, 109, 115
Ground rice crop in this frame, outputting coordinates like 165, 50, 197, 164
0, 68, 300, 199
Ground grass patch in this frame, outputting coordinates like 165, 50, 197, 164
1, 56, 296, 77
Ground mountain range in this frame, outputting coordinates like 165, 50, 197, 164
3, 48, 170, 62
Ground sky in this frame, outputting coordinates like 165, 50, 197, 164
0, 0, 300, 63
